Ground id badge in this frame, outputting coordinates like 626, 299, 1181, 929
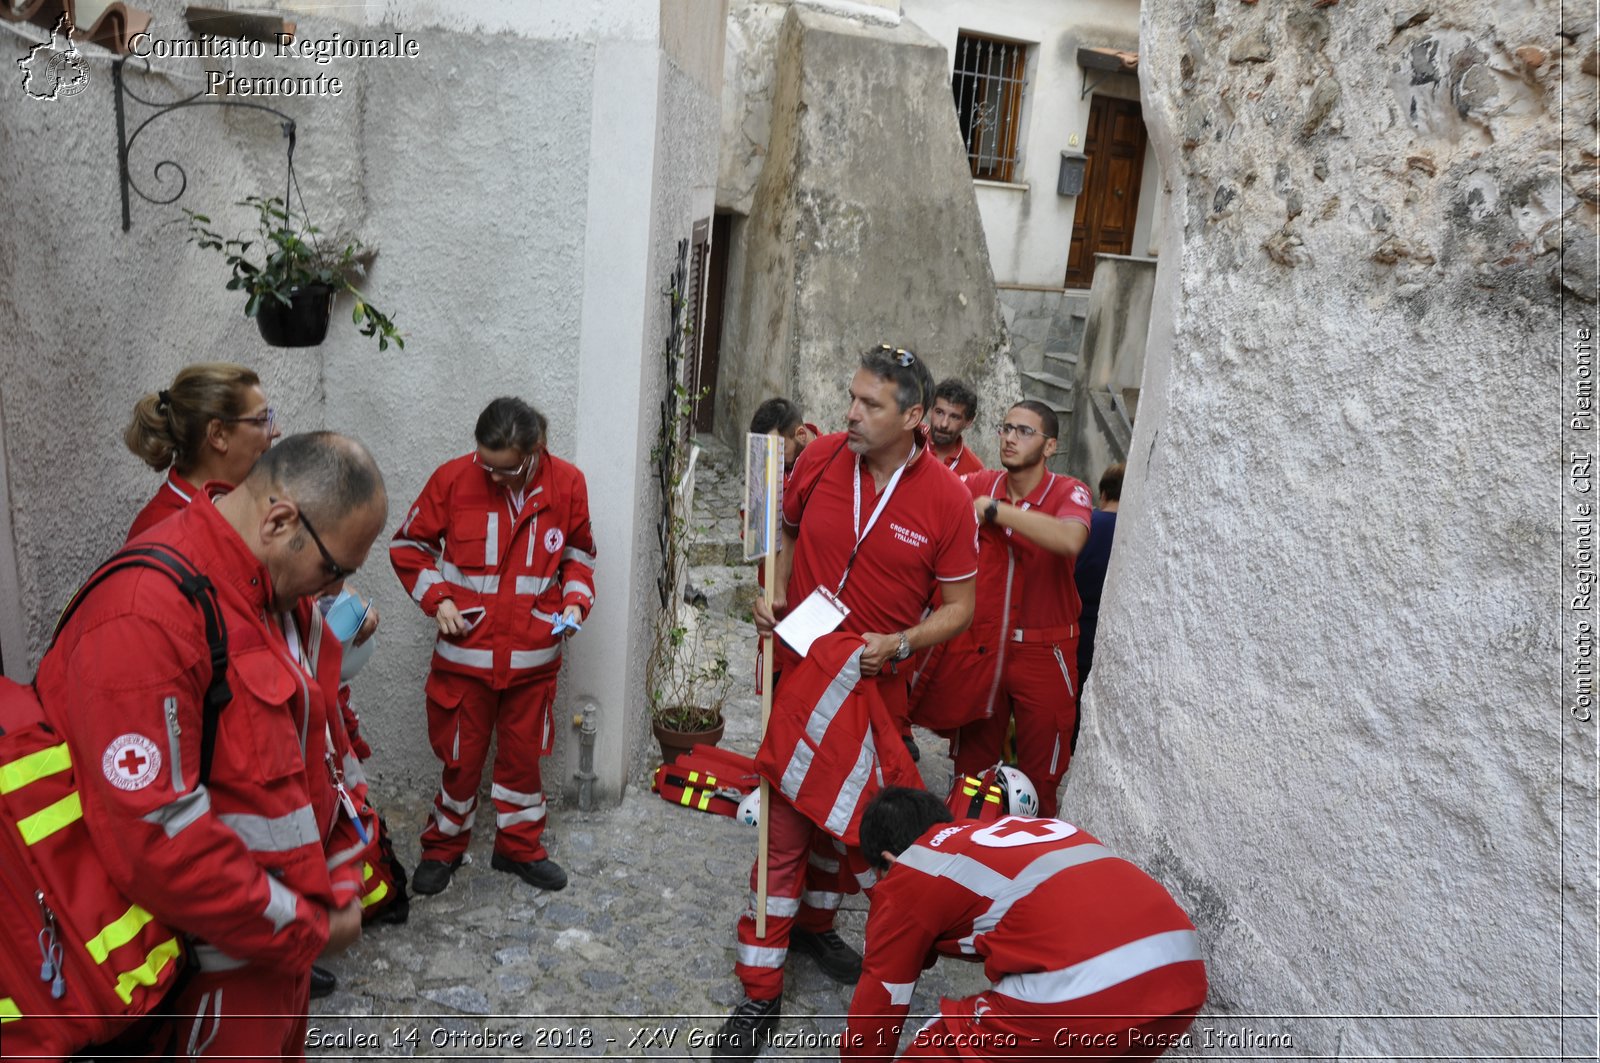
775, 587, 849, 657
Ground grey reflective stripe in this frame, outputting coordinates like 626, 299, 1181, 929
855, 866, 879, 891
993, 929, 1202, 1004
485, 513, 499, 563
808, 851, 841, 873
438, 786, 475, 814
327, 838, 365, 871
562, 546, 597, 568
219, 805, 319, 852
801, 890, 842, 910
824, 740, 875, 836
806, 648, 864, 745
883, 980, 916, 1006
562, 580, 593, 599
341, 752, 367, 789
442, 563, 500, 594
532, 609, 559, 624
432, 806, 475, 836
737, 944, 787, 969
142, 786, 211, 838
435, 642, 493, 668
263, 876, 299, 934
410, 569, 443, 602
510, 645, 562, 669
496, 806, 547, 827
392, 536, 437, 555
491, 783, 544, 807
749, 892, 801, 917
960, 844, 1115, 953
515, 575, 554, 595
898, 844, 1013, 900
779, 739, 816, 800
1050, 646, 1075, 776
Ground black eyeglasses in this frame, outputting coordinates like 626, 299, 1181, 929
274, 498, 355, 582
875, 343, 917, 368
997, 422, 1041, 440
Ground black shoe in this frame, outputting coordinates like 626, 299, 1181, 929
791, 927, 862, 985
490, 852, 568, 891
411, 856, 462, 895
309, 965, 336, 999
711, 995, 781, 1060
902, 735, 920, 763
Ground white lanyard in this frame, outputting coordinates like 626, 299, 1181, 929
839, 444, 914, 595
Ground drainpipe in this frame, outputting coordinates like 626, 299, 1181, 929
573, 697, 599, 812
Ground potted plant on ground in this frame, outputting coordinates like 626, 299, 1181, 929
648, 615, 733, 764
185, 195, 403, 351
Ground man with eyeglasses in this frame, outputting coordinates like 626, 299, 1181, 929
922, 401, 1093, 819
36, 432, 387, 1059
715, 346, 978, 1060
390, 396, 596, 897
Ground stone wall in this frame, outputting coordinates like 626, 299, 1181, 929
1065, 0, 1594, 1057
715, 3, 1018, 468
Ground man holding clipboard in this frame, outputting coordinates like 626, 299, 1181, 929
714, 346, 978, 1061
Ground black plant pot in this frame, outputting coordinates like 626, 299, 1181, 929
255, 284, 334, 348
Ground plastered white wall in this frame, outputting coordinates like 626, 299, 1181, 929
901, 0, 1152, 287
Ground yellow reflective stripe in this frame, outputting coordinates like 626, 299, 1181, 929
360, 880, 390, 908
363, 862, 375, 882
86, 905, 155, 965
679, 788, 694, 807
113, 937, 180, 1005
0, 743, 72, 794
0, 997, 19, 1022
19, 792, 82, 845
697, 790, 711, 811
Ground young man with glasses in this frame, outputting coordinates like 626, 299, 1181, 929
390, 396, 596, 896
36, 432, 387, 1059
921, 401, 1093, 819
716, 346, 978, 1060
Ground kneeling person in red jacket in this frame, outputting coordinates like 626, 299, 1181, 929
391, 397, 596, 895
846, 788, 1208, 1061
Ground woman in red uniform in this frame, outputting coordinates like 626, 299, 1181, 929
123, 362, 281, 540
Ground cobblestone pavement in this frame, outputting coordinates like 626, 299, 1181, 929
311, 436, 984, 1061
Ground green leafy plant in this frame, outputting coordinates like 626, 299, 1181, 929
185, 195, 403, 351
650, 619, 732, 732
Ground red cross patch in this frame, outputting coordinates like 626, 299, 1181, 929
102, 734, 161, 792
544, 527, 564, 554
1071, 484, 1092, 508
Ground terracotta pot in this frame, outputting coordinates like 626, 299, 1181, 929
255, 284, 334, 347
652, 714, 725, 765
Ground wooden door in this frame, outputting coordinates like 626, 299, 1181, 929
1064, 95, 1148, 289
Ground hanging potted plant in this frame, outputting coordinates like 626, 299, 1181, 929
185, 195, 403, 351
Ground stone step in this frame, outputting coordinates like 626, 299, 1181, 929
687, 539, 747, 567
684, 563, 759, 619
1043, 350, 1078, 378
1020, 369, 1075, 408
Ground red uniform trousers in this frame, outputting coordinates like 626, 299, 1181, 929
952, 638, 1078, 818
165, 966, 312, 1061
734, 790, 868, 1000
420, 672, 555, 863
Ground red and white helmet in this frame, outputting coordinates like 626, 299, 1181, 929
946, 764, 1039, 822
736, 789, 761, 827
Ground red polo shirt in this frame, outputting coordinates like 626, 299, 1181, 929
780, 431, 977, 669
963, 467, 1093, 633
936, 440, 984, 476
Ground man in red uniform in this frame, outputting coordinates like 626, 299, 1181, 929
847, 787, 1208, 1061
715, 346, 978, 1061
925, 401, 1091, 818
928, 379, 984, 475
36, 432, 385, 1059
391, 396, 596, 895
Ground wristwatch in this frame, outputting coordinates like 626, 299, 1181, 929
984, 499, 1000, 524
893, 631, 912, 661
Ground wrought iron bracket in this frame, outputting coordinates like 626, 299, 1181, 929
113, 56, 297, 232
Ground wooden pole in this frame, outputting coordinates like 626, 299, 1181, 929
755, 431, 779, 939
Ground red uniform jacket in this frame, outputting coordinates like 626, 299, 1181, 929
390, 452, 597, 690
845, 816, 1207, 1059
126, 471, 198, 542
35, 493, 365, 974
754, 634, 919, 847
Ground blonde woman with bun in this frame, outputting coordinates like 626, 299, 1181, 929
123, 363, 281, 540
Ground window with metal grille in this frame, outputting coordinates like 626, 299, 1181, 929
951, 32, 1028, 183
